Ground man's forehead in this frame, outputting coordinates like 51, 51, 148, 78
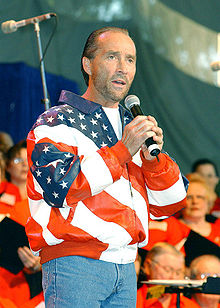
96, 31, 136, 55
98, 30, 126, 39
98, 31, 135, 45
156, 253, 184, 264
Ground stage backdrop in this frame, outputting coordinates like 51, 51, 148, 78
0, 0, 219, 175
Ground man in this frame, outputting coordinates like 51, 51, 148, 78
137, 242, 199, 308
189, 254, 220, 308
26, 27, 187, 307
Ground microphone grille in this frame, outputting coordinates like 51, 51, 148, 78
1, 20, 17, 34
210, 61, 220, 71
124, 95, 140, 110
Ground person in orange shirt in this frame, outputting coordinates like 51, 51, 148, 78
0, 140, 28, 219
189, 254, 220, 308
5, 140, 28, 201
0, 149, 20, 216
179, 174, 220, 247
0, 141, 43, 307
143, 216, 190, 252
191, 159, 220, 218
136, 242, 199, 308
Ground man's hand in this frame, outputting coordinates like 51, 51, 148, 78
121, 115, 163, 159
17, 246, 41, 273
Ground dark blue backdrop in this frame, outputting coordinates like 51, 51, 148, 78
0, 62, 79, 143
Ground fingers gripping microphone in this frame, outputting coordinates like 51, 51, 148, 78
1, 13, 56, 34
124, 95, 161, 158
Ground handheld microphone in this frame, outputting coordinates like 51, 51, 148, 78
1, 13, 56, 34
124, 95, 161, 158
210, 61, 220, 72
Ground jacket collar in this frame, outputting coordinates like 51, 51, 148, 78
58, 90, 101, 114
58, 90, 131, 125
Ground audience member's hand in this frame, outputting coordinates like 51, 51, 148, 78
17, 246, 41, 273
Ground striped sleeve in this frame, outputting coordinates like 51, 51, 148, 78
27, 124, 131, 208
140, 152, 187, 219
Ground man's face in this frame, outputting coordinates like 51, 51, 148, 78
145, 253, 185, 280
86, 31, 136, 107
192, 258, 220, 304
196, 164, 219, 191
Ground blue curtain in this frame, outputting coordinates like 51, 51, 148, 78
0, 62, 79, 143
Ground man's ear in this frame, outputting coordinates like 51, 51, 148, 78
82, 57, 92, 76
143, 259, 151, 276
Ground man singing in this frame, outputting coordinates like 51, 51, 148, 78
26, 27, 187, 307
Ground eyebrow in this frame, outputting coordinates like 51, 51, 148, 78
105, 50, 136, 60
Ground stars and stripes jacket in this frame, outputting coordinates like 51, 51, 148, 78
26, 90, 187, 265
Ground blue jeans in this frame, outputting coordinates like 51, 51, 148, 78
42, 255, 137, 308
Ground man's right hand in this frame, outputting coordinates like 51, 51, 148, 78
121, 115, 163, 158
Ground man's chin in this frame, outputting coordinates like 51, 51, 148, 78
109, 89, 130, 103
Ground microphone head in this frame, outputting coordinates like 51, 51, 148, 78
210, 61, 220, 71
1, 20, 17, 34
124, 95, 140, 110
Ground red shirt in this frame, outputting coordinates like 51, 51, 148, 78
0, 182, 21, 215
137, 284, 200, 308
143, 216, 190, 251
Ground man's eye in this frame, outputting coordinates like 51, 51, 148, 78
128, 58, 134, 64
108, 55, 115, 60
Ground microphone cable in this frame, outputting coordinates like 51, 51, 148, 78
40, 13, 58, 65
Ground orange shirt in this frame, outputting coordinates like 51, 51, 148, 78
0, 184, 32, 307
0, 182, 21, 216
0, 181, 30, 226
142, 295, 199, 308
206, 222, 220, 246
143, 216, 190, 251
0, 267, 30, 307
7, 199, 30, 227
0, 297, 17, 308
191, 297, 220, 308
211, 197, 220, 217
20, 292, 44, 308
137, 284, 200, 308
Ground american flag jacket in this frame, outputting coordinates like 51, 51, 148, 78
26, 90, 187, 265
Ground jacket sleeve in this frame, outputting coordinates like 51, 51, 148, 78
140, 151, 187, 219
27, 125, 131, 208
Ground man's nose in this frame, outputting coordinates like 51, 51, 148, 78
117, 59, 128, 74
167, 272, 175, 279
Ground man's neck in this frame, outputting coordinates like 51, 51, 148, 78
82, 89, 119, 108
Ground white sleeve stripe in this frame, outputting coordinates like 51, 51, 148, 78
33, 124, 87, 146
33, 124, 115, 196
81, 152, 113, 195
42, 228, 64, 246
146, 174, 186, 206
150, 214, 169, 220
71, 201, 132, 246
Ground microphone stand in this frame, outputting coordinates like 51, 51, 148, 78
143, 277, 220, 308
34, 21, 50, 110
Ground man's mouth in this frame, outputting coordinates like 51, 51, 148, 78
112, 79, 126, 86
